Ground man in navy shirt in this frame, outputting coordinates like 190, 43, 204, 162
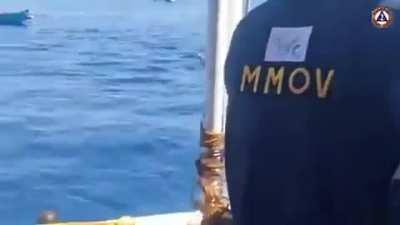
224, 1, 400, 225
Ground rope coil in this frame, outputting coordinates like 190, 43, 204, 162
197, 124, 230, 225
200, 125, 225, 151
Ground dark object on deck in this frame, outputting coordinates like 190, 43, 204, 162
37, 211, 58, 224
224, 1, 400, 225
0, 10, 32, 26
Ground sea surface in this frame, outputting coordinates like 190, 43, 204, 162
0, 2, 208, 224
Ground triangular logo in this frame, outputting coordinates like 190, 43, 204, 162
377, 11, 388, 22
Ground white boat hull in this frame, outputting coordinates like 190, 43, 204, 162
135, 211, 202, 225
37, 211, 202, 225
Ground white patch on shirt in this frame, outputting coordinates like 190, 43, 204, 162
264, 26, 313, 62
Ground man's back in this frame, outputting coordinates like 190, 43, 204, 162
224, 1, 400, 225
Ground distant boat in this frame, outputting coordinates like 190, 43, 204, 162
153, 0, 176, 3
0, 10, 32, 26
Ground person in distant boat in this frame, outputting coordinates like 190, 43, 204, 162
224, 1, 400, 225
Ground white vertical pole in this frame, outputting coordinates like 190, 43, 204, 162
197, 1, 247, 220
243, 0, 251, 15
203, 0, 246, 134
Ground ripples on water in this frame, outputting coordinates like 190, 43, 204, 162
0, 10, 205, 224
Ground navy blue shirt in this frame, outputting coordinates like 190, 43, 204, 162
224, 1, 400, 225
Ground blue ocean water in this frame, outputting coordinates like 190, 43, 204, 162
0, 2, 207, 224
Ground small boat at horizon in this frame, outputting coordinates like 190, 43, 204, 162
0, 10, 32, 26
153, 0, 176, 3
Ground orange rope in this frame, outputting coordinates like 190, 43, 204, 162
197, 124, 230, 225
